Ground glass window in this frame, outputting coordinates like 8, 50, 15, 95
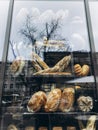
8, 0, 90, 61
89, 1, 98, 52
0, 0, 9, 61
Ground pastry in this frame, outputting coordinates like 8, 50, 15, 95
25, 126, 35, 130
59, 88, 75, 112
74, 64, 82, 76
27, 91, 47, 112
7, 124, 18, 130
81, 65, 90, 76
77, 96, 93, 112
10, 57, 25, 76
53, 127, 62, 130
45, 88, 61, 112
38, 127, 48, 130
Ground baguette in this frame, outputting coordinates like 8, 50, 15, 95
32, 60, 42, 71
34, 55, 71, 75
32, 52, 49, 69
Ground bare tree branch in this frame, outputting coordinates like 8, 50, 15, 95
9, 40, 17, 58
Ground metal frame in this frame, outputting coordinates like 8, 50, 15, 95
0, 0, 98, 110
84, 0, 98, 104
0, 0, 14, 107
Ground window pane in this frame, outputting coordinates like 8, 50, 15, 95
8, 0, 90, 61
89, 1, 98, 52
0, 0, 9, 61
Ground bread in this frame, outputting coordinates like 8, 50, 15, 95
67, 127, 76, 130
74, 64, 82, 76
25, 126, 35, 130
7, 124, 18, 130
32, 52, 49, 69
27, 91, 47, 112
59, 88, 74, 112
75, 86, 81, 90
53, 127, 62, 130
32, 60, 42, 71
81, 65, 90, 76
10, 57, 25, 76
10, 60, 21, 73
38, 127, 48, 130
45, 88, 61, 112
77, 96, 93, 112
34, 55, 71, 75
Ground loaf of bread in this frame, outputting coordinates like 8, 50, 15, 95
59, 88, 74, 112
25, 126, 35, 130
10, 57, 25, 76
67, 127, 76, 130
77, 96, 93, 112
45, 88, 61, 112
38, 127, 48, 130
81, 65, 90, 76
27, 91, 47, 112
74, 64, 82, 76
53, 127, 62, 130
7, 124, 18, 130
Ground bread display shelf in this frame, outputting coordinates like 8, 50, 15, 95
4, 112, 97, 117
26, 75, 94, 84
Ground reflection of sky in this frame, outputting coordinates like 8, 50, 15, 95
89, 2, 98, 52
0, 1, 9, 61
8, 1, 90, 61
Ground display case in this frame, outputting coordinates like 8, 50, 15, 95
0, 0, 98, 130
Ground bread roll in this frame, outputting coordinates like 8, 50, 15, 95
77, 96, 93, 112
81, 65, 90, 76
74, 64, 82, 76
27, 91, 47, 112
45, 88, 61, 112
59, 88, 74, 112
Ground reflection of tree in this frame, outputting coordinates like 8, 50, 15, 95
19, 14, 37, 52
9, 40, 17, 58
40, 18, 62, 40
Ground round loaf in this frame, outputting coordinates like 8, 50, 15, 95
45, 88, 61, 112
74, 64, 82, 76
59, 88, 74, 112
27, 91, 47, 112
77, 96, 93, 112
7, 124, 18, 130
81, 65, 90, 76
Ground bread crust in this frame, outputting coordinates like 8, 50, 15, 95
45, 89, 61, 112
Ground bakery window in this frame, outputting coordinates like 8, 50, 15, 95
0, 0, 98, 130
